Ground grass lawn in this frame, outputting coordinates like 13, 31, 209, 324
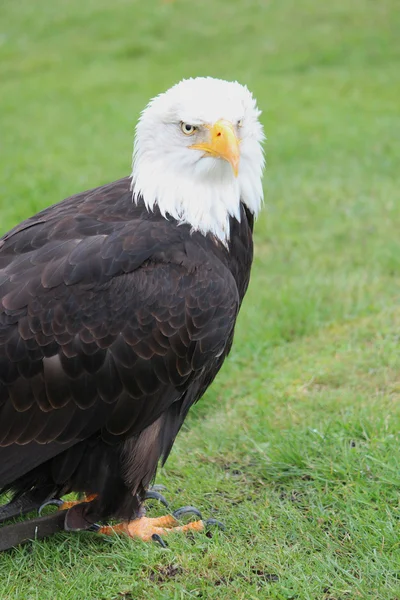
1, 0, 400, 598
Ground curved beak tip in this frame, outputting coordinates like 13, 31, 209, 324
231, 159, 240, 178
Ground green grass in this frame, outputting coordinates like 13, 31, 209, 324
1, 0, 400, 598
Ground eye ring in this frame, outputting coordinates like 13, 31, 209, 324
180, 122, 197, 136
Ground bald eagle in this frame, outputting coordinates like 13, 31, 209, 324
0, 77, 264, 548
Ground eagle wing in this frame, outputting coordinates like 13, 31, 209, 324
0, 190, 239, 486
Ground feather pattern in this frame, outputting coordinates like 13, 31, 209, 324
0, 177, 254, 521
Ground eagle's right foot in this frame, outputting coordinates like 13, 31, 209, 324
38, 487, 169, 516
39, 494, 98, 514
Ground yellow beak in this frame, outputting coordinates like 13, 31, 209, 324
190, 120, 240, 177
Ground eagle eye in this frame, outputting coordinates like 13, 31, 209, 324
180, 122, 197, 136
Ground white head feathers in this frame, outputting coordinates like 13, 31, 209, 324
131, 77, 265, 244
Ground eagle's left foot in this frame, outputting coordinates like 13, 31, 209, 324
97, 507, 223, 546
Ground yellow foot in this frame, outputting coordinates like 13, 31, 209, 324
57, 494, 97, 510
98, 514, 205, 542
39, 494, 97, 514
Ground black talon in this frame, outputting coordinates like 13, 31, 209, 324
172, 506, 203, 520
149, 484, 167, 492
152, 533, 168, 548
38, 498, 64, 516
205, 518, 225, 531
144, 490, 169, 508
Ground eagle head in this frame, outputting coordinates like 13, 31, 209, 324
131, 77, 265, 244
